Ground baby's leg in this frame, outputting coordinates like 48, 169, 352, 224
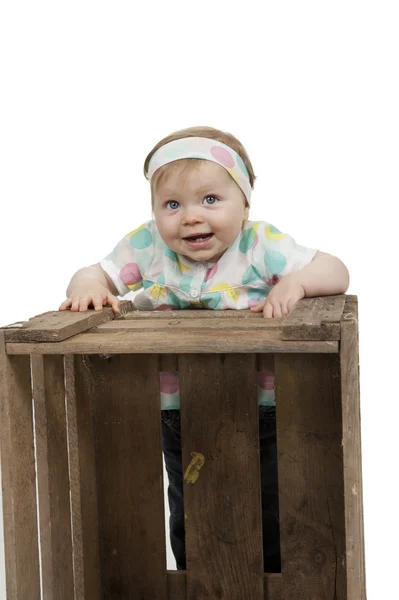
259, 405, 281, 572
161, 410, 186, 569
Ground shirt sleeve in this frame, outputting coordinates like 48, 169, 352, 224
253, 221, 319, 282
99, 221, 155, 297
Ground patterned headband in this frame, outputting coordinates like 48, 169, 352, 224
147, 137, 252, 205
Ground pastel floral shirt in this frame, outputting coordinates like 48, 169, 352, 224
100, 219, 318, 410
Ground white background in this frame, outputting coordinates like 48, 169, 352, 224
0, 1, 398, 597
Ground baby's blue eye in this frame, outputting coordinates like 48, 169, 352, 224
203, 195, 218, 205
166, 200, 180, 210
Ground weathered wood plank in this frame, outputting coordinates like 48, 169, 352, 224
342, 295, 358, 321
123, 295, 348, 324
274, 353, 347, 599
167, 570, 187, 599
283, 296, 324, 327
282, 295, 346, 340
93, 318, 341, 341
65, 355, 102, 599
6, 330, 339, 355
166, 571, 283, 599
93, 317, 282, 331
1, 295, 350, 344
1, 300, 133, 342
159, 354, 178, 371
257, 353, 275, 373
124, 309, 267, 319
30, 355, 74, 599
82, 354, 168, 599
179, 354, 264, 599
340, 297, 366, 599
263, 573, 283, 600
342, 294, 357, 303
321, 295, 348, 322
0, 332, 41, 599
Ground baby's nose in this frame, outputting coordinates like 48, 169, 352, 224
182, 209, 204, 223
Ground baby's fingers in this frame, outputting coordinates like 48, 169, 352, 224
70, 296, 101, 312
250, 299, 267, 312
88, 296, 106, 311
250, 299, 275, 318
59, 294, 120, 314
59, 299, 72, 311
263, 303, 274, 318
104, 293, 121, 314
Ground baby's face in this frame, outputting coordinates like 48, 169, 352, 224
152, 161, 249, 263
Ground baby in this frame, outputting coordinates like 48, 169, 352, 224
59, 125, 350, 572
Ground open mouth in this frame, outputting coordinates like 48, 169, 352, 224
183, 233, 214, 248
184, 233, 213, 242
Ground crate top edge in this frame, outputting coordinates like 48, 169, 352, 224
1, 294, 356, 344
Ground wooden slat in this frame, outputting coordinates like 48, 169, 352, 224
159, 354, 178, 371
124, 309, 266, 319
166, 571, 283, 599
283, 296, 324, 326
322, 295, 348, 322
342, 294, 357, 303
1, 295, 349, 344
31, 354, 74, 599
123, 296, 346, 323
179, 354, 264, 599
65, 355, 101, 599
167, 570, 187, 599
159, 355, 277, 406
340, 297, 366, 599
282, 295, 346, 340
92, 316, 283, 332
342, 294, 358, 321
257, 353, 275, 373
274, 353, 347, 599
81, 354, 168, 598
6, 330, 339, 355
264, 573, 283, 600
0, 332, 41, 599
94, 317, 341, 341
1, 300, 133, 342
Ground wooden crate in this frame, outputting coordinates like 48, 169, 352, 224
0, 294, 366, 599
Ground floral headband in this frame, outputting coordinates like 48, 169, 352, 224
147, 137, 252, 205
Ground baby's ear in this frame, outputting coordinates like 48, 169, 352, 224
243, 204, 250, 220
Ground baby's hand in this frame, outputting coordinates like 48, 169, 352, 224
59, 284, 121, 314
250, 275, 305, 318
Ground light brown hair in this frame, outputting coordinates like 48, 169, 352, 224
143, 126, 256, 207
